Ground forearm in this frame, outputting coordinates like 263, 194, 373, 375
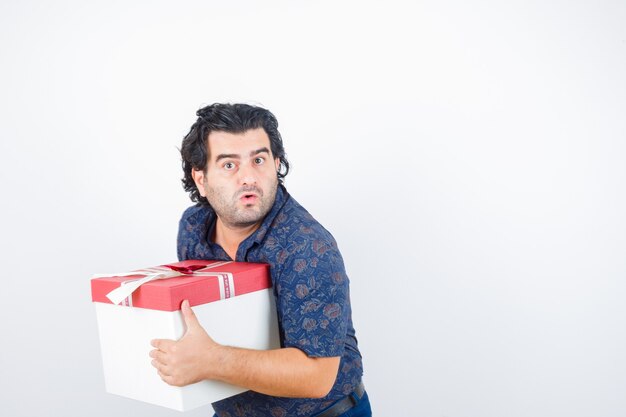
208, 345, 340, 398
151, 301, 340, 397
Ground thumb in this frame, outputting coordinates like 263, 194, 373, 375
181, 299, 200, 332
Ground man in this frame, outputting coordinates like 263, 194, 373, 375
150, 103, 371, 417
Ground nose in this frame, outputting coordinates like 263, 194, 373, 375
238, 161, 257, 186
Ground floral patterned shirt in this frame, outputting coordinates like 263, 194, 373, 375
177, 185, 364, 417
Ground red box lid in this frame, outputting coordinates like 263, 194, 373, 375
91, 260, 271, 312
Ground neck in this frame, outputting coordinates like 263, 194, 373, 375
214, 218, 261, 261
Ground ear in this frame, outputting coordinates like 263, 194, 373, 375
191, 169, 207, 197
274, 157, 280, 172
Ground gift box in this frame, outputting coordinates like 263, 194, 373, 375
91, 260, 280, 411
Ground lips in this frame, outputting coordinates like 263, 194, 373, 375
237, 187, 262, 202
237, 189, 261, 204
240, 193, 258, 202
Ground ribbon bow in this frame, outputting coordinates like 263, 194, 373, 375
93, 262, 232, 306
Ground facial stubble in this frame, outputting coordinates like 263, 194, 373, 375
205, 180, 278, 229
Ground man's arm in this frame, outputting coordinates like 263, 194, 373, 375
150, 300, 340, 398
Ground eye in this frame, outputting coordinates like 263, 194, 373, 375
254, 157, 265, 165
223, 162, 236, 170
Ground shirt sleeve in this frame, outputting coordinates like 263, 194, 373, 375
274, 237, 351, 358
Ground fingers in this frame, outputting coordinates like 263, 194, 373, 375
153, 361, 181, 386
150, 352, 176, 384
149, 347, 168, 369
150, 338, 175, 350
149, 348, 166, 361
157, 370, 183, 387
150, 352, 171, 380
151, 358, 167, 373
152, 358, 184, 387
157, 369, 171, 384
149, 342, 172, 377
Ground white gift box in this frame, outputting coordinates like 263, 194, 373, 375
91, 260, 280, 411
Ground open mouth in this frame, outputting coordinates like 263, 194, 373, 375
241, 193, 258, 202
238, 187, 261, 203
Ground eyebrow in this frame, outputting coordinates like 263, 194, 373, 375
215, 147, 271, 162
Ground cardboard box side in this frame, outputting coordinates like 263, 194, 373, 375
94, 303, 185, 410
94, 289, 279, 411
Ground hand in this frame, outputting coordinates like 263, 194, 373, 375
149, 300, 222, 386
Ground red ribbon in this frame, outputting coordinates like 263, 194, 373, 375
163, 264, 210, 275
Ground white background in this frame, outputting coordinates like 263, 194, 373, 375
1, 1, 625, 416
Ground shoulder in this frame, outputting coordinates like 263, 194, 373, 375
179, 204, 212, 226
266, 195, 343, 270
179, 204, 213, 232
272, 195, 337, 247
177, 204, 213, 260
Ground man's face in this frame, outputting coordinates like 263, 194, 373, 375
192, 128, 280, 229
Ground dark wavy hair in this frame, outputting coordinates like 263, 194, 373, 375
180, 103, 290, 205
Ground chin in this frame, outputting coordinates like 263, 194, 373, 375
233, 213, 263, 226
